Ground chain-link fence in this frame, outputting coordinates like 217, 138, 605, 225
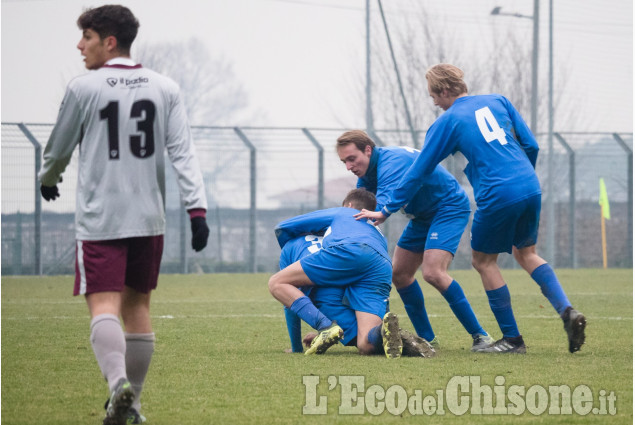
2, 123, 632, 275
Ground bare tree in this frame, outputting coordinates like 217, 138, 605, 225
135, 37, 254, 126
135, 38, 259, 209
363, 2, 582, 137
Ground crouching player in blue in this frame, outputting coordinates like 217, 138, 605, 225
270, 189, 429, 358
337, 130, 493, 351
278, 234, 358, 353
356, 63, 586, 354
279, 232, 435, 358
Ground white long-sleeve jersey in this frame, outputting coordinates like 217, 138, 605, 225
39, 58, 207, 240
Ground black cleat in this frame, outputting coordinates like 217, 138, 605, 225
475, 335, 527, 354
562, 307, 586, 353
103, 378, 135, 425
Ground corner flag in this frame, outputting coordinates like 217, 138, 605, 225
599, 178, 610, 268
599, 178, 611, 219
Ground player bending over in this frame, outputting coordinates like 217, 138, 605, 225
337, 130, 493, 351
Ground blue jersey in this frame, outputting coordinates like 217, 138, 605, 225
275, 207, 389, 262
358, 146, 469, 221
383, 94, 541, 214
279, 235, 323, 269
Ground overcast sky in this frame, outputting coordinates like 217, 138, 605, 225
1, 0, 633, 132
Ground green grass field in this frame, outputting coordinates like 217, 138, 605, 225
2, 269, 632, 424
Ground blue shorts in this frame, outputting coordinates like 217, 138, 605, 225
397, 206, 470, 254
471, 194, 541, 254
300, 243, 392, 318
310, 286, 358, 345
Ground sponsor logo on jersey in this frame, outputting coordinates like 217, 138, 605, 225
109, 76, 150, 88
124, 77, 149, 86
430, 232, 439, 240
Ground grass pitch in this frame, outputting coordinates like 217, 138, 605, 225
2, 269, 632, 424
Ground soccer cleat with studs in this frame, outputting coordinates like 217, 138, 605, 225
381, 312, 403, 359
304, 322, 344, 355
127, 407, 146, 424
562, 306, 586, 353
103, 378, 135, 425
475, 335, 527, 354
103, 401, 146, 424
400, 329, 436, 358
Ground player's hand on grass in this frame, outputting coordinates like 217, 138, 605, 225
353, 209, 387, 226
303, 332, 318, 348
190, 217, 210, 251
40, 184, 60, 201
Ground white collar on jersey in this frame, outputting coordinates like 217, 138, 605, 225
105, 57, 138, 67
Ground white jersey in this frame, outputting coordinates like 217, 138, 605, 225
39, 58, 207, 240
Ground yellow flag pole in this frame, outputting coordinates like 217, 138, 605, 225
601, 205, 607, 269
599, 178, 610, 269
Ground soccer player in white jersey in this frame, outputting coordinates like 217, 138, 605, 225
38, 5, 209, 424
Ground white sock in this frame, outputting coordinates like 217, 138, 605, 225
125, 332, 155, 411
90, 314, 127, 391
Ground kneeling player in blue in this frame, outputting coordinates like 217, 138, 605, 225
270, 189, 432, 358
279, 233, 435, 358
278, 234, 358, 352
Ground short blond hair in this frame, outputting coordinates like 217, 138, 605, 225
425, 64, 468, 97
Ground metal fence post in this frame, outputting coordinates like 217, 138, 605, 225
233, 127, 257, 272
612, 133, 633, 265
370, 130, 385, 147
301, 128, 324, 209
554, 133, 576, 268
17, 123, 42, 275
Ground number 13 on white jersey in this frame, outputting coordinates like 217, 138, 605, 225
475, 106, 508, 146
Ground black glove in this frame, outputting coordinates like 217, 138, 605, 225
190, 216, 210, 252
40, 184, 60, 201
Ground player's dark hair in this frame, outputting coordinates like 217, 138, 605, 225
336, 130, 376, 153
77, 5, 139, 54
426, 64, 468, 97
342, 188, 376, 211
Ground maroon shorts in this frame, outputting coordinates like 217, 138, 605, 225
74, 235, 164, 296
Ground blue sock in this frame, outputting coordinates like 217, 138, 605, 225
397, 280, 435, 341
289, 296, 332, 331
284, 307, 304, 353
367, 324, 383, 354
442, 280, 486, 336
531, 263, 571, 315
486, 285, 520, 338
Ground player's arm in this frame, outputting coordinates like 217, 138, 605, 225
505, 97, 539, 168
379, 124, 451, 217
274, 208, 338, 248
374, 149, 417, 212
38, 87, 83, 200
165, 88, 210, 251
